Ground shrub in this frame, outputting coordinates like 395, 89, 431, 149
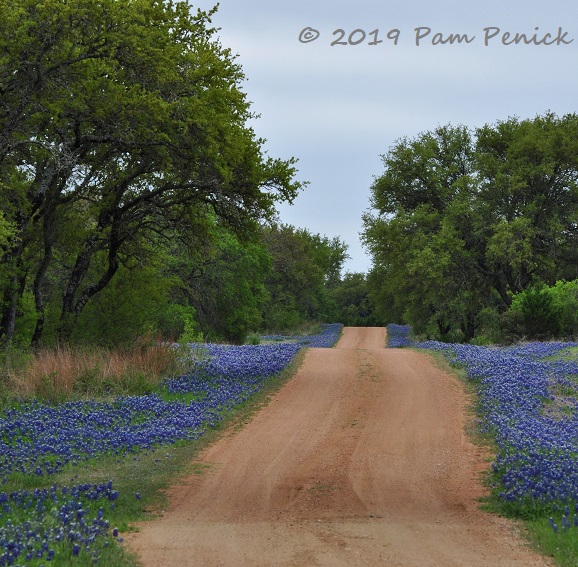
245, 333, 261, 345
551, 280, 578, 337
506, 285, 561, 339
500, 309, 528, 344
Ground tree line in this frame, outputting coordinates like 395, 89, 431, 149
0, 0, 377, 349
362, 112, 578, 343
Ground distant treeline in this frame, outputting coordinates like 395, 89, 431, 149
2, 207, 377, 347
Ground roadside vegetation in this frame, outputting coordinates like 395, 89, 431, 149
372, 112, 578, 564
0, 338, 187, 404
4, 0, 578, 565
0, 325, 343, 566
370, 115, 578, 567
0, 3, 358, 564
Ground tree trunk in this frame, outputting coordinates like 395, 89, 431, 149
31, 207, 57, 349
0, 277, 19, 344
436, 318, 452, 340
0, 272, 26, 344
58, 222, 122, 342
460, 311, 478, 343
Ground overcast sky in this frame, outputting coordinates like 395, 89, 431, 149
193, 0, 578, 273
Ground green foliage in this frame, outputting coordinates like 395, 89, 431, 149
179, 225, 271, 344
178, 316, 204, 345
469, 307, 502, 345
0, 211, 14, 249
260, 224, 348, 331
499, 309, 528, 344
523, 515, 578, 567
329, 272, 381, 326
363, 112, 578, 343
551, 280, 578, 338
0, 342, 30, 405
245, 333, 261, 345
502, 280, 578, 341
71, 260, 192, 347
0, 0, 302, 348
509, 284, 561, 339
11, 291, 37, 346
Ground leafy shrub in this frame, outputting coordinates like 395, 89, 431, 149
505, 285, 561, 340
245, 333, 261, 345
551, 280, 578, 337
502, 280, 578, 341
472, 307, 502, 345
178, 316, 204, 345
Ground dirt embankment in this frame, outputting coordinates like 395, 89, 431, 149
126, 327, 551, 566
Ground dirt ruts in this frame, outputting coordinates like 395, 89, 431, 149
126, 327, 551, 566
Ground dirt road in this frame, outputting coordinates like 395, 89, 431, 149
126, 327, 551, 566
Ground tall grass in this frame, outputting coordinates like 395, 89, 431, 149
1, 336, 185, 402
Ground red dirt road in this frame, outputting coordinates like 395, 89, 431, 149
126, 327, 551, 566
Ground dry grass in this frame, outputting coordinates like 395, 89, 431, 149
4, 336, 183, 401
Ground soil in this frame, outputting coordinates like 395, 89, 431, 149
125, 327, 552, 566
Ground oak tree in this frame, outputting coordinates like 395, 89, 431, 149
0, 0, 302, 345
363, 113, 578, 341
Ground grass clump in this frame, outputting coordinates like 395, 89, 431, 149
1, 335, 186, 402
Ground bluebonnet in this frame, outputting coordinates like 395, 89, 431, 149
0, 324, 343, 564
0, 481, 120, 565
260, 323, 343, 349
386, 324, 413, 348
0, 325, 343, 479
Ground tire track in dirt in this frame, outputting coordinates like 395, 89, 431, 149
126, 327, 551, 566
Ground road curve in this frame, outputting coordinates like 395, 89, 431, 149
126, 327, 551, 566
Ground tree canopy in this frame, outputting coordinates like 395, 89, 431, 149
0, 0, 303, 346
260, 224, 349, 331
362, 112, 578, 342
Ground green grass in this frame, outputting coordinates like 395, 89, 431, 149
525, 515, 578, 566
244, 332, 261, 345
1, 348, 306, 567
546, 346, 578, 362
478, 491, 578, 567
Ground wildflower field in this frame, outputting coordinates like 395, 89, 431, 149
388, 323, 578, 565
0, 324, 343, 566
